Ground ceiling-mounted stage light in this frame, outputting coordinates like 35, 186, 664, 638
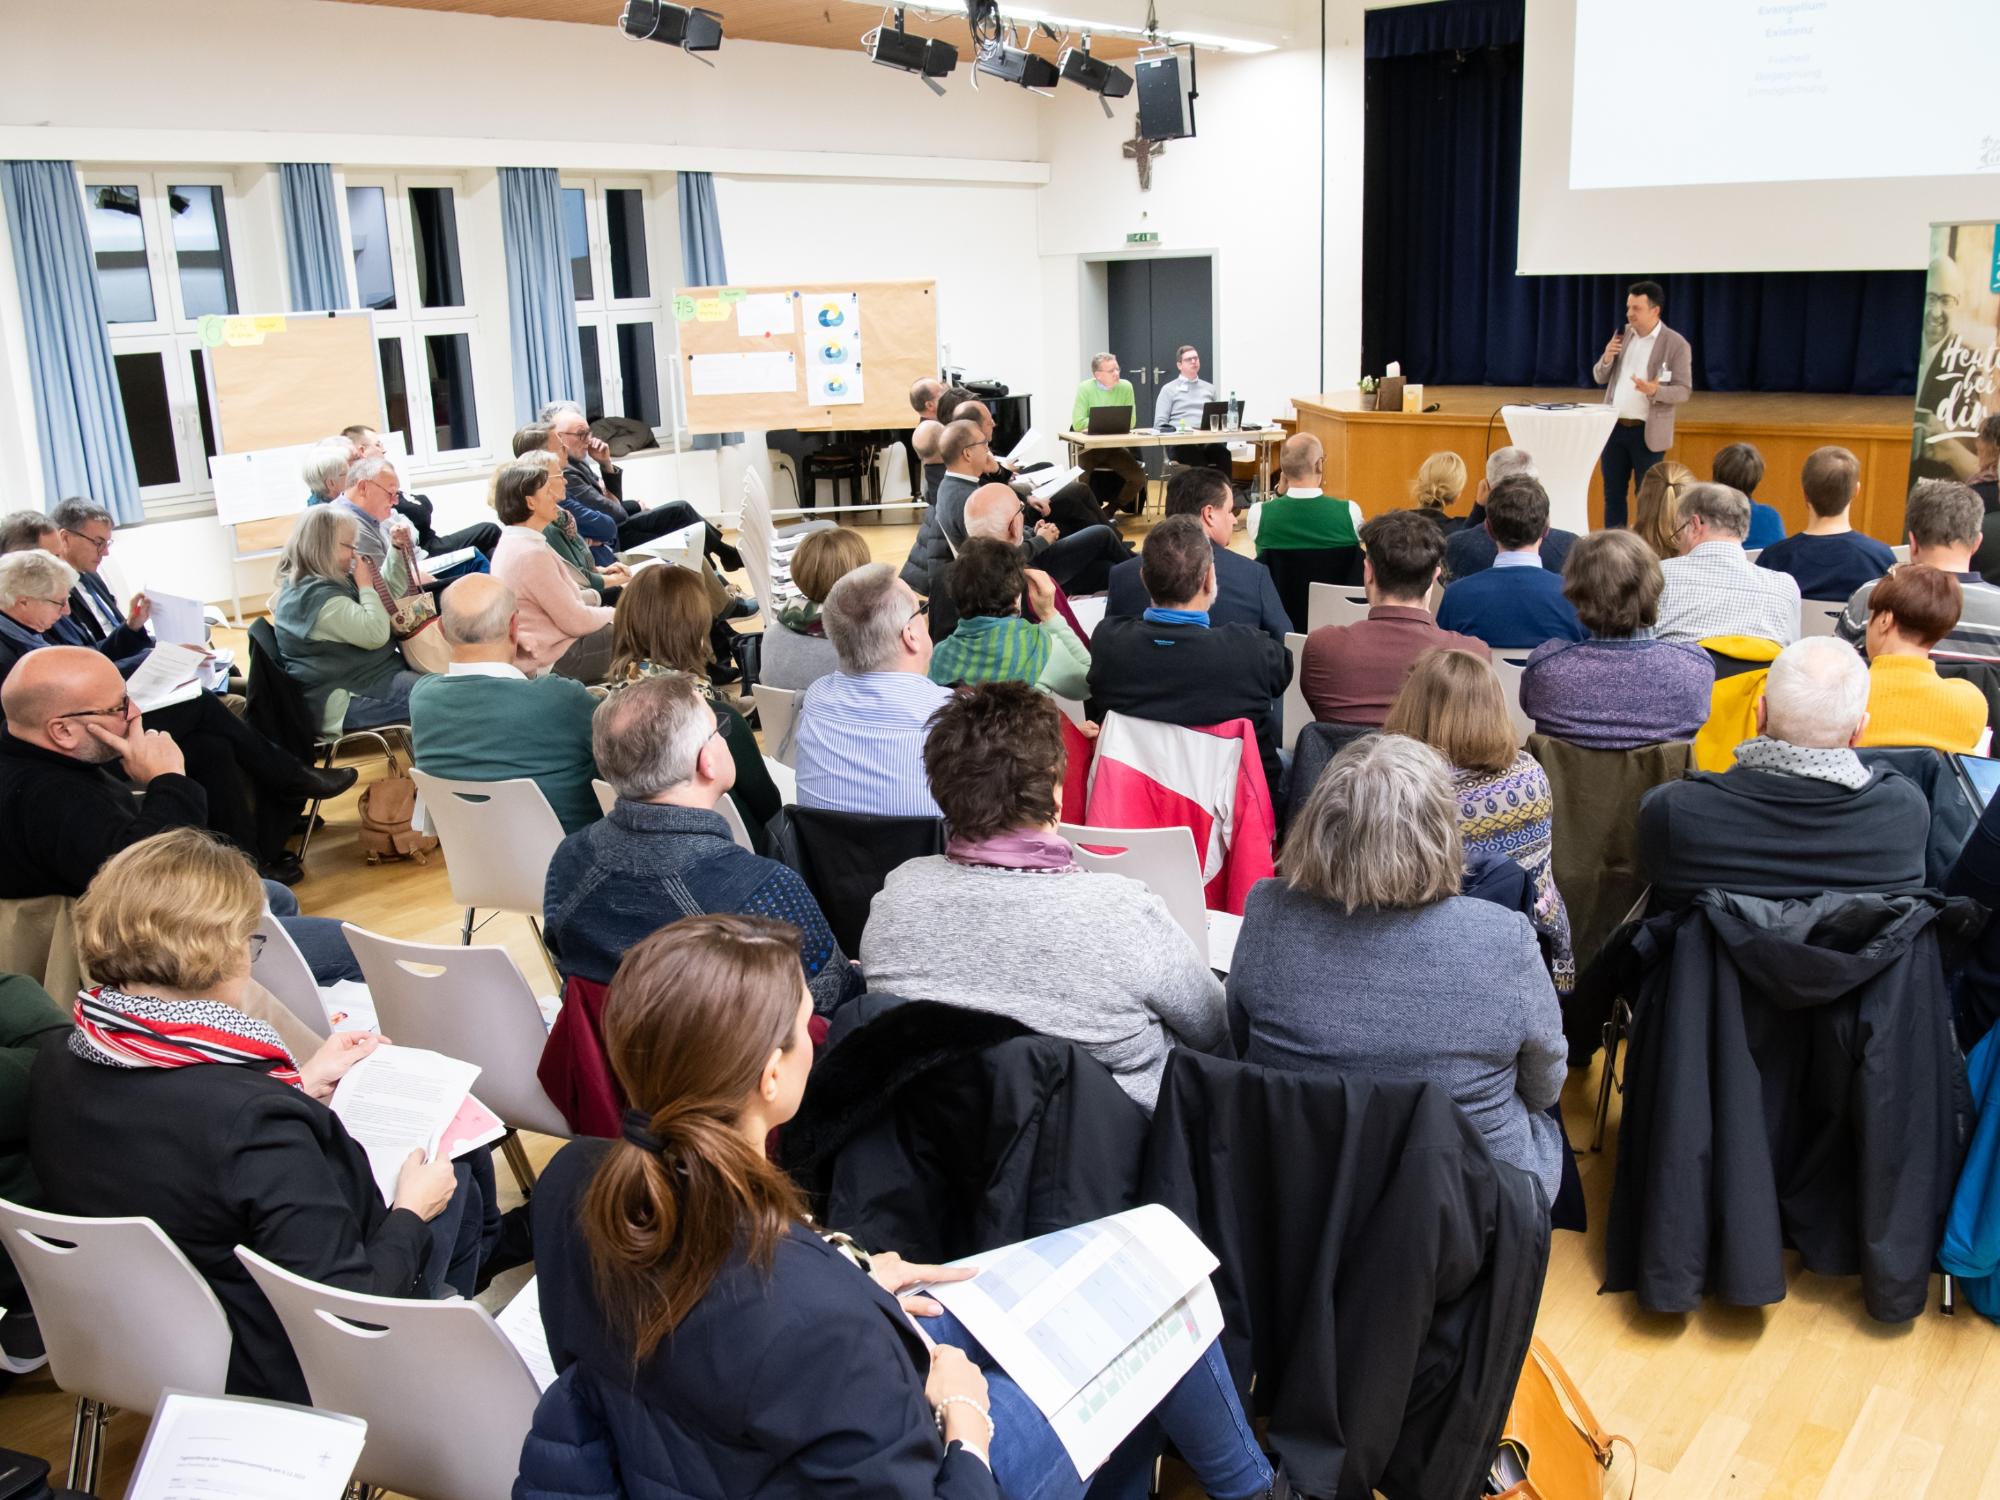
1058, 34, 1133, 116
869, 9, 960, 95
617, 0, 723, 62
975, 39, 1061, 92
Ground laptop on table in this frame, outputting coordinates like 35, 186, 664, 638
1086, 405, 1135, 435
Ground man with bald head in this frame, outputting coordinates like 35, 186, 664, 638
0, 647, 362, 980
408, 575, 602, 833
956, 396, 1120, 537
1247, 433, 1365, 557
910, 377, 947, 500
928, 483, 1091, 644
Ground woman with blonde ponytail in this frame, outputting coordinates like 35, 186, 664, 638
1412, 451, 1471, 532
516, 914, 1286, 1500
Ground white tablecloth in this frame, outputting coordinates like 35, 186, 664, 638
1500, 405, 1620, 535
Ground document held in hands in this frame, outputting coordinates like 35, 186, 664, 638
126, 1391, 366, 1500
127, 643, 212, 713
926, 1204, 1226, 1478
327, 1045, 498, 1204
497, 1276, 558, 1392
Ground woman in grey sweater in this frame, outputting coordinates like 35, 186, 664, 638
860, 683, 1227, 1111
760, 527, 872, 694
1226, 734, 1567, 1202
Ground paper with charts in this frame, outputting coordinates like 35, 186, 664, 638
805, 291, 865, 405
929, 1204, 1225, 1477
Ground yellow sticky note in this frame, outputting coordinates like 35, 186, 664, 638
254, 315, 288, 334
221, 317, 263, 347
695, 298, 729, 322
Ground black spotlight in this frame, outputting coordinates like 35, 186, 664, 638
1058, 42, 1134, 116
618, 0, 723, 56
870, 11, 959, 95
975, 41, 1061, 91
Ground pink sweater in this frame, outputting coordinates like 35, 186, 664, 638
492, 527, 614, 673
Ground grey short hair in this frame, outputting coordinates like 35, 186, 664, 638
1677, 482, 1751, 540
1905, 479, 1983, 549
538, 401, 585, 423
49, 496, 113, 534
821, 563, 913, 674
1763, 636, 1870, 748
592, 672, 714, 800
0, 511, 57, 553
1090, 352, 1117, 373
439, 577, 517, 646
0, 547, 79, 606
1485, 446, 1536, 486
1282, 734, 1463, 912
345, 456, 398, 492
302, 439, 355, 500
274, 505, 357, 591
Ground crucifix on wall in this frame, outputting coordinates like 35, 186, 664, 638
1123, 126, 1164, 191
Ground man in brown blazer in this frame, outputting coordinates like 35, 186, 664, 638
1592, 279, 1694, 528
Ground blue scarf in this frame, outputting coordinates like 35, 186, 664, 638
1143, 607, 1210, 627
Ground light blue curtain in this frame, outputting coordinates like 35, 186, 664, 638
1, 161, 141, 524
278, 163, 351, 312
498, 167, 584, 425
677, 171, 740, 449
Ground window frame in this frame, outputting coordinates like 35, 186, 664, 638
560, 175, 672, 435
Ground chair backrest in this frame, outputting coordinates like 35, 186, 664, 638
407, 770, 566, 917
244, 616, 321, 758
1058, 822, 1209, 963
1051, 694, 1088, 729
1282, 720, 1378, 836
1281, 632, 1311, 751
1488, 653, 1535, 741
1798, 598, 1847, 639
341, 925, 570, 1138
1259, 545, 1366, 634
1891, 543, 1911, 563
235, 1247, 542, 1500
0, 894, 83, 1001
592, 777, 615, 816
594, 775, 754, 854
251, 910, 331, 1040
0, 1198, 230, 1415
1305, 582, 1370, 635
773, 805, 946, 954
753, 683, 800, 766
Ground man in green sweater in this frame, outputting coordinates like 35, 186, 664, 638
1248, 432, 1366, 556
1069, 352, 1147, 513
409, 574, 603, 834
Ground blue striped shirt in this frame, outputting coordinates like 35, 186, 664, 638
794, 670, 954, 817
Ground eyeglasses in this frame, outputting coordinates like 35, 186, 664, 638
62, 528, 112, 555
52, 694, 132, 722
905, 600, 930, 629
247, 933, 267, 962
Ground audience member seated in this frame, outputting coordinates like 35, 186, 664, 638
860, 684, 1227, 1110
512, 444, 630, 603
1069, 352, 1147, 512
1106, 467, 1289, 643
1301, 507, 1488, 725
542, 675, 859, 1010
956, 395, 1119, 537
909, 376, 947, 502
545, 401, 742, 580
764, 526, 871, 692
794, 564, 953, 818
1712, 442, 1786, 550
270, 505, 424, 732
1639, 636, 1931, 903
1443, 447, 1576, 579
1087, 516, 1292, 794
1856, 564, 1988, 753
1629, 459, 1697, 563
408, 576, 602, 834
1839, 480, 2000, 664
517, 914, 1276, 1500
332, 457, 427, 598
1754, 446, 1894, 600
1655, 482, 1801, 645
340, 425, 502, 565
1225, 734, 1566, 1203
607, 564, 780, 843
0, 547, 137, 679
1435, 476, 1587, 650
489, 458, 617, 682
1519, 529, 1714, 748
0, 510, 57, 554
1412, 450, 1472, 534
1383, 649, 1575, 993
899, 421, 990, 597
41, 497, 157, 661
1247, 433, 1363, 556
28, 830, 489, 1401
0, 648, 362, 981
929, 541, 1089, 698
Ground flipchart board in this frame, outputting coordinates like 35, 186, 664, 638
208, 310, 382, 456
673, 280, 937, 434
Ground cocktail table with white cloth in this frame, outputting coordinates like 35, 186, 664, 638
1499, 404, 1620, 535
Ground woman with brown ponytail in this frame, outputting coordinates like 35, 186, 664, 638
515, 914, 1285, 1500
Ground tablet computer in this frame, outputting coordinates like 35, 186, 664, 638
1956, 753, 2000, 811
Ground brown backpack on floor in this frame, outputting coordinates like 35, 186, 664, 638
357, 760, 439, 865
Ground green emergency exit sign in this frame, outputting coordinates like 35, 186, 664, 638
1126, 231, 1159, 244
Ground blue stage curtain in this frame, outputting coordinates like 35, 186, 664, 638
498, 167, 585, 425
677, 171, 740, 449
1360, 0, 1921, 396
1, 160, 142, 523
278, 163, 351, 313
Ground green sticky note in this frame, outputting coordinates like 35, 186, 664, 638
198, 314, 225, 348
718, 288, 747, 304
672, 295, 697, 322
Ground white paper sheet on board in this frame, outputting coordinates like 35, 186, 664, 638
690, 350, 798, 397
735, 293, 797, 340
807, 365, 865, 405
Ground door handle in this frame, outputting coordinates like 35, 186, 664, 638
1153, 368, 1167, 383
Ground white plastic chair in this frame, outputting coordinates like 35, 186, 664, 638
754, 683, 800, 766
236, 1247, 542, 1500
250, 910, 332, 1040
593, 777, 616, 816
1058, 823, 1217, 967
1282, 633, 1311, 752
1051, 695, 1088, 728
341, 926, 571, 1190
407, 771, 565, 977
1892, 544, 1911, 563
1306, 582, 1370, 635
765, 754, 797, 805
1799, 598, 1847, 639
0, 1199, 231, 1491
591, 776, 753, 852
1489, 654, 1535, 741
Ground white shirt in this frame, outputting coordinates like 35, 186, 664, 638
446, 661, 528, 681
1612, 327, 1660, 420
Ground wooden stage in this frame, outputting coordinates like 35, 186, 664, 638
1292, 387, 1916, 545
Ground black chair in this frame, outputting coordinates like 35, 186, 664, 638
801, 445, 868, 511
768, 805, 945, 954
1258, 545, 1364, 634
1280, 720, 1378, 836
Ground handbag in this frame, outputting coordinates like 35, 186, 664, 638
396, 616, 452, 675
363, 535, 446, 673
1489, 1337, 1634, 1499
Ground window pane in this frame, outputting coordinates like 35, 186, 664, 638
615, 321, 661, 428
85, 185, 155, 324
408, 187, 466, 309
563, 188, 592, 302
188, 350, 219, 476
578, 325, 605, 422
606, 189, 650, 299
167, 184, 237, 319
425, 332, 479, 451
347, 186, 397, 311
113, 351, 179, 488
378, 337, 414, 454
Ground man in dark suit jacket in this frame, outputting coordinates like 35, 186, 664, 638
44, 497, 152, 666
1088, 515, 1292, 792
545, 405, 741, 571
1105, 468, 1288, 644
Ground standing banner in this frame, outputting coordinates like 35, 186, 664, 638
1910, 222, 2000, 493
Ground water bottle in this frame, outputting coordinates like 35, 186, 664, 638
1229, 389, 1242, 428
